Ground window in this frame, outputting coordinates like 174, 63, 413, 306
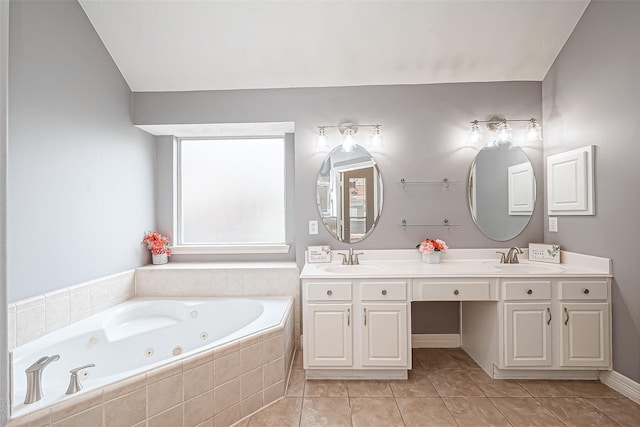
176, 137, 288, 252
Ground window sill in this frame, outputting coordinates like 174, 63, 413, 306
170, 244, 291, 255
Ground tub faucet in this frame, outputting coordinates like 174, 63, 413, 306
506, 247, 523, 264
24, 354, 60, 404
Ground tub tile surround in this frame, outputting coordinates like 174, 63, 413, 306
8, 270, 136, 350
8, 298, 295, 427
135, 262, 301, 348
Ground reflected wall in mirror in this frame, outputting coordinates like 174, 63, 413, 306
317, 145, 383, 243
468, 143, 536, 241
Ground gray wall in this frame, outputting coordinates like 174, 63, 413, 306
542, 0, 640, 382
7, 0, 157, 302
134, 81, 544, 333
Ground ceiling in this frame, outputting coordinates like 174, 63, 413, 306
79, 0, 589, 93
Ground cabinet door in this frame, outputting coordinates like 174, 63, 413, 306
306, 304, 353, 367
560, 303, 610, 367
361, 303, 408, 367
504, 303, 552, 367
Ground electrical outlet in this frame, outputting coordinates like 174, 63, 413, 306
309, 220, 318, 235
549, 217, 558, 232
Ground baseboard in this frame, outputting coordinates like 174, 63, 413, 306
411, 334, 460, 348
599, 370, 640, 405
493, 368, 599, 380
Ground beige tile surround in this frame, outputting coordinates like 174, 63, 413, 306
7, 270, 136, 350
8, 262, 300, 427
8, 300, 295, 427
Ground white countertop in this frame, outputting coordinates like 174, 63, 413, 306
300, 249, 612, 279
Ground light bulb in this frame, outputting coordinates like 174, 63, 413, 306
526, 119, 543, 142
342, 127, 356, 152
466, 121, 483, 144
369, 125, 383, 148
316, 127, 330, 150
496, 121, 513, 144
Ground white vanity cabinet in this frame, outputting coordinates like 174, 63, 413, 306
304, 281, 353, 367
502, 280, 553, 367
303, 278, 411, 378
470, 277, 612, 377
557, 279, 610, 368
360, 281, 409, 367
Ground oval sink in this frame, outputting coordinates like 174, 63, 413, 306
317, 264, 384, 274
491, 263, 565, 274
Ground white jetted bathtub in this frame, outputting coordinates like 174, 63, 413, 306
11, 297, 293, 418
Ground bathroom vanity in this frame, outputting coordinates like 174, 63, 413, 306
300, 249, 612, 380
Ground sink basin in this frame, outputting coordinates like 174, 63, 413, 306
317, 264, 384, 274
491, 263, 565, 274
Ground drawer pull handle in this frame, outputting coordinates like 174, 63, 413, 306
347, 308, 350, 326
584, 288, 590, 295
453, 290, 459, 296
382, 290, 387, 296
527, 289, 533, 295
547, 307, 552, 325
564, 307, 569, 325
364, 308, 367, 326
327, 290, 332, 296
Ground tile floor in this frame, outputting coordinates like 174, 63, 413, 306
236, 348, 640, 427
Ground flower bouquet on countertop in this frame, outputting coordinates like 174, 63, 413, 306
417, 238, 448, 264
142, 231, 172, 264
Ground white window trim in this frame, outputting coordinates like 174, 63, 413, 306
173, 134, 290, 255
171, 244, 290, 255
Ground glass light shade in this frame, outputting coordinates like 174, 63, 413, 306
342, 128, 356, 152
466, 122, 483, 144
496, 121, 513, 144
316, 127, 330, 150
526, 120, 543, 142
369, 126, 383, 148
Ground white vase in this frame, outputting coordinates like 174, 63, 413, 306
421, 251, 440, 264
152, 253, 168, 265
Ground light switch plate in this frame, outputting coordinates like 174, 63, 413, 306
308, 220, 318, 235
549, 217, 558, 232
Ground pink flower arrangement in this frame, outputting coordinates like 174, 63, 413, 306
418, 238, 448, 254
142, 231, 172, 256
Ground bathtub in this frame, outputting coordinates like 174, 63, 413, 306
10, 296, 294, 419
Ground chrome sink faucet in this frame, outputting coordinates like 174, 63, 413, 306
338, 248, 364, 265
24, 354, 60, 404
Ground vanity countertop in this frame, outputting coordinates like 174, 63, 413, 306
300, 249, 612, 279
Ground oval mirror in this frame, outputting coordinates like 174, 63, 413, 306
316, 145, 383, 243
468, 143, 536, 241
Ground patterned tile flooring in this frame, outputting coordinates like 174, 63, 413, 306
236, 348, 640, 427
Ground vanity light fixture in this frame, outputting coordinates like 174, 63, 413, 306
316, 126, 330, 150
466, 117, 543, 146
315, 122, 383, 152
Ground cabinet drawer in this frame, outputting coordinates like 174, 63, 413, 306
503, 281, 551, 301
361, 281, 407, 301
306, 281, 352, 301
414, 280, 491, 301
559, 280, 608, 300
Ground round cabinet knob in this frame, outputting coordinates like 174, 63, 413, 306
583, 289, 590, 295
453, 290, 459, 296
327, 290, 333, 296
527, 289, 533, 295
381, 290, 387, 296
